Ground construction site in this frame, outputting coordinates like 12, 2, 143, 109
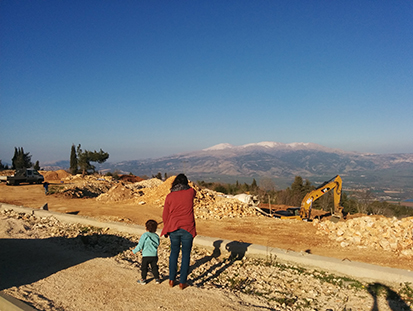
1, 170, 413, 310
1, 170, 413, 266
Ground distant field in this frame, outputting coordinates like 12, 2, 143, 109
402, 201, 413, 208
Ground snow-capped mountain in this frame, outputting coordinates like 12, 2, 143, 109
202, 142, 344, 153
97, 141, 413, 189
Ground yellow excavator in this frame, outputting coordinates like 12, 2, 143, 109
274, 175, 344, 221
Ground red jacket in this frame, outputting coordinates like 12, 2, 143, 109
161, 187, 197, 238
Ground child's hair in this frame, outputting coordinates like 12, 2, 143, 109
145, 219, 158, 233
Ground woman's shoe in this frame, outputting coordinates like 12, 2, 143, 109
179, 283, 189, 290
169, 280, 175, 287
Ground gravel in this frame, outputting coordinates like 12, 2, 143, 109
1, 209, 412, 311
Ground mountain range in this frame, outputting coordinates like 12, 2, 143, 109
91, 142, 413, 191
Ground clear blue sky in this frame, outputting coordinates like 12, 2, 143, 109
1, 1, 412, 164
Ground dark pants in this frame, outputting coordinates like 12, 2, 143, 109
169, 229, 193, 284
141, 256, 160, 280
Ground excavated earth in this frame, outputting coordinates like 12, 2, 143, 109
1, 171, 413, 310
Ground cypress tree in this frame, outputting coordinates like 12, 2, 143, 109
12, 147, 32, 169
70, 144, 78, 175
11, 147, 18, 169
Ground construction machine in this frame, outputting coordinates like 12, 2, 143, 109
273, 175, 344, 221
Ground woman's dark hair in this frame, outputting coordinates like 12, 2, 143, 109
171, 173, 188, 188
145, 219, 158, 233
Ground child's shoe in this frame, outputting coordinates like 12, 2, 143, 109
137, 279, 146, 285
155, 279, 161, 284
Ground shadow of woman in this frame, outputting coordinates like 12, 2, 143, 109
367, 282, 411, 311
190, 240, 251, 286
189, 240, 223, 273
0, 233, 135, 290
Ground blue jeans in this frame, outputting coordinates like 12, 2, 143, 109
169, 229, 193, 284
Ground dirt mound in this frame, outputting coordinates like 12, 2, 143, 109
41, 170, 71, 181
96, 183, 141, 202
124, 176, 259, 219
55, 170, 71, 179
129, 177, 173, 206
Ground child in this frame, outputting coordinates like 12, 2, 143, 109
132, 219, 161, 285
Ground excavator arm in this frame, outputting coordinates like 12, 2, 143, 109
299, 175, 343, 220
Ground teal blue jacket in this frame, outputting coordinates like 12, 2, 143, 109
132, 232, 159, 257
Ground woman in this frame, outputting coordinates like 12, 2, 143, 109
161, 173, 196, 290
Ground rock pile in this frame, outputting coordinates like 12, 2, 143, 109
0, 170, 16, 177
130, 178, 164, 189
63, 174, 115, 183
130, 176, 260, 219
314, 216, 413, 257
126, 176, 260, 219
59, 181, 114, 198
193, 189, 259, 219
96, 183, 140, 202
57, 175, 260, 219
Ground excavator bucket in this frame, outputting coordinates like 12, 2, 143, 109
330, 215, 341, 223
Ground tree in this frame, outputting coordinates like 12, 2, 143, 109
258, 177, 277, 205
12, 147, 33, 169
251, 178, 258, 192
214, 184, 228, 194
291, 176, 304, 195
153, 172, 162, 180
358, 190, 375, 214
76, 144, 109, 175
33, 161, 40, 170
289, 176, 306, 206
70, 144, 78, 175
259, 177, 276, 192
